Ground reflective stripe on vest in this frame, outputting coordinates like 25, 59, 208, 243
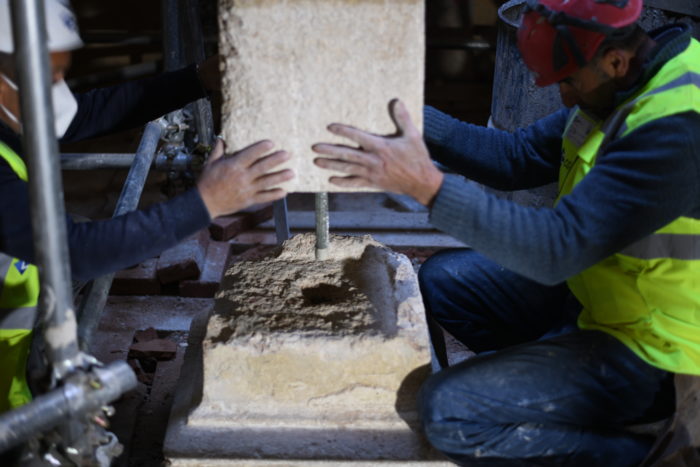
560, 38, 700, 374
620, 233, 700, 260
0, 307, 38, 330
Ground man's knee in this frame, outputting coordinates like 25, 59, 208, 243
418, 249, 475, 302
418, 250, 453, 293
418, 369, 479, 454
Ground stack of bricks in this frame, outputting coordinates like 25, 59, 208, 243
110, 203, 273, 297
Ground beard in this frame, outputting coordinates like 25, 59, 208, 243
579, 68, 618, 119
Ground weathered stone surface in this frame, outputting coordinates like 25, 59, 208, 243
219, 0, 425, 193
196, 234, 429, 423
165, 234, 446, 463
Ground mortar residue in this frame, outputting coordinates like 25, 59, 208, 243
210, 234, 400, 342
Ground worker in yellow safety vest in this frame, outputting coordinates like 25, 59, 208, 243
0, 0, 83, 415
0, 142, 39, 413
311, 0, 699, 464
0, 0, 294, 418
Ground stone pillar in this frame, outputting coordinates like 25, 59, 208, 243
165, 235, 449, 464
218, 0, 425, 193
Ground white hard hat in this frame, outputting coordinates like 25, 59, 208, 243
0, 0, 83, 53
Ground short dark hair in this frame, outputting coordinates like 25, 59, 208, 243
0, 52, 15, 80
596, 23, 647, 57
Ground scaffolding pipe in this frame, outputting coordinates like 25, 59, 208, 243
11, 0, 83, 378
0, 361, 136, 454
61, 152, 197, 172
315, 193, 329, 260
162, 0, 184, 72
183, 0, 215, 147
78, 121, 164, 349
112, 122, 164, 214
61, 153, 136, 170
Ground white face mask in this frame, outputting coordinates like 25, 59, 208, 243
0, 73, 78, 137
52, 79, 77, 137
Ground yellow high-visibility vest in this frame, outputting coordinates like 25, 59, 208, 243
558, 39, 700, 374
0, 140, 38, 412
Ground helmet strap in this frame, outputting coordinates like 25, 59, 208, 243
553, 24, 587, 70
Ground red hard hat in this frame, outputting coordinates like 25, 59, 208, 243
517, 0, 642, 86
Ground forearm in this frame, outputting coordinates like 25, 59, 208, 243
430, 175, 582, 285
66, 189, 211, 281
428, 113, 700, 284
424, 106, 565, 190
62, 64, 207, 143
0, 178, 210, 282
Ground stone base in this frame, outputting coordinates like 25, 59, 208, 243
164, 235, 450, 464
164, 311, 449, 465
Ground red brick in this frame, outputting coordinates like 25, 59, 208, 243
111, 258, 161, 295
128, 339, 177, 361
156, 230, 208, 284
134, 327, 159, 343
179, 241, 232, 298
208, 203, 273, 241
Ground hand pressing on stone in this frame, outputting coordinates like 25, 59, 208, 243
197, 138, 294, 219
312, 99, 444, 207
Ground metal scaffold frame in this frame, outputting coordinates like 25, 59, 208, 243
0, 0, 136, 464
0, 0, 226, 464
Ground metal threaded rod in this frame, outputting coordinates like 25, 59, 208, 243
315, 192, 329, 260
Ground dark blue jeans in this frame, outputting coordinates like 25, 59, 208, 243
417, 249, 674, 466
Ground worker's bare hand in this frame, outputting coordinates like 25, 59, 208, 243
312, 99, 444, 206
197, 55, 221, 92
197, 139, 294, 219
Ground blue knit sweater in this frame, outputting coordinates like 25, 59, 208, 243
0, 65, 211, 281
425, 24, 700, 285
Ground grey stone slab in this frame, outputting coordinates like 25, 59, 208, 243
219, 0, 425, 193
